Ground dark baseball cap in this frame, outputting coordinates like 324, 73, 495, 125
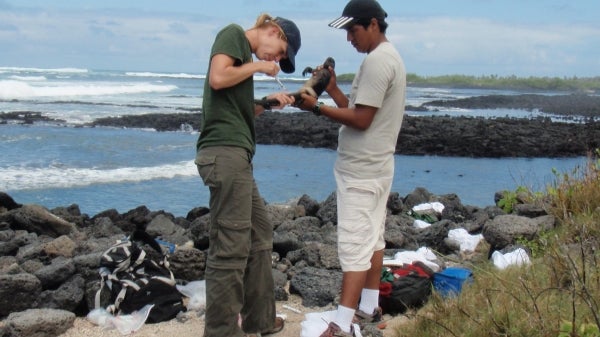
329, 0, 387, 29
274, 17, 301, 73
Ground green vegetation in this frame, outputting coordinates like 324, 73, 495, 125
336, 73, 600, 92
558, 321, 600, 337
336, 73, 355, 82
392, 150, 600, 337
407, 74, 600, 92
496, 186, 529, 213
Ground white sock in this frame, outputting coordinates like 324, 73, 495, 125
358, 288, 380, 314
334, 305, 356, 333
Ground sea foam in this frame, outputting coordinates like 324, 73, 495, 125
125, 71, 205, 79
1, 161, 197, 191
0, 80, 177, 99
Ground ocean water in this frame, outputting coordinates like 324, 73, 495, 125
0, 67, 587, 217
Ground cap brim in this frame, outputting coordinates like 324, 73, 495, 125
328, 16, 356, 29
280, 44, 296, 73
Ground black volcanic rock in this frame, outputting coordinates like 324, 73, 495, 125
3, 93, 600, 158
424, 93, 600, 117
85, 111, 599, 158
0, 187, 553, 324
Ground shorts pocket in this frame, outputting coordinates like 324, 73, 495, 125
214, 219, 251, 258
337, 186, 376, 244
344, 186, 376, 211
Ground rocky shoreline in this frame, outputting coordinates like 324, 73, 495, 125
1, 185, 553, 336
2, 93, 600, 158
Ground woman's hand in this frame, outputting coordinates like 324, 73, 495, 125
260, 61, 281, 77
265, 92, 295, 109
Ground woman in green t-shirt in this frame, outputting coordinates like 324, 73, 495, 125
195, 13, 301, 337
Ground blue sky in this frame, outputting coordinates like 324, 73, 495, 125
1, 0, 599, 77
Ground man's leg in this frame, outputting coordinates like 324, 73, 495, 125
365, 250, 384, 289
339, 270, 367, 309
337, 249, 382, 328
329, 170, 392, 333
357, 249, 384, 315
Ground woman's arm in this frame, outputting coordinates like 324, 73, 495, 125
208, 54, 280, 90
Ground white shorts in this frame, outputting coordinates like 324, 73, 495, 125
334, 169, 392, 272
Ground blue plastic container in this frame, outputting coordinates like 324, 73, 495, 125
433, 267, 473, 297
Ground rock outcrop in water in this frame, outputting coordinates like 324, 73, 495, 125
83, 93, 600, 158
2, 93, 600, 158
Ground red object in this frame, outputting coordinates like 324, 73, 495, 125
392, 262, 434, 278
379, 281, 392, 297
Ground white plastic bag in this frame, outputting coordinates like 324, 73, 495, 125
176, 280, 206, 311
491, 248, 531, 269
413, 219, 431, 229
301, 310, 335, 337
448, 228, 484, 252
300, 310, 362, 337
87, 304, 154, 335
412, 202, 445, 214
87, 308, 115, 329
383, 247, 441, 272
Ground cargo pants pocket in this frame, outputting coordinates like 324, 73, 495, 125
213, 219, 252, 259
196, 154, 217, 187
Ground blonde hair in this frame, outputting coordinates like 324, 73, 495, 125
254, 13, 287, 41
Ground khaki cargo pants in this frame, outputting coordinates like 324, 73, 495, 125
196, 146, 276, 337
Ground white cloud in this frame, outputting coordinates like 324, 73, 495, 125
0, 9, 216, 71
0, 5, 598, 76
386, 16, 600, 76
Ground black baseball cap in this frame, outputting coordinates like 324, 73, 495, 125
274, 17, 301, 73
329, 0, 387, 29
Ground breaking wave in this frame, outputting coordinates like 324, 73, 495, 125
0, 80, 177, 99
0, 160, 197, 191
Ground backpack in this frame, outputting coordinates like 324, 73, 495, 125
94, 229, 185, 323
379, 261, 434, 314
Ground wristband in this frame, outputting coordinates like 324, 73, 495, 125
312, 102, 324, 116
261, 96, 271, 110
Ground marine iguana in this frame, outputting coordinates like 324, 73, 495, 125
255, 57, 335, 109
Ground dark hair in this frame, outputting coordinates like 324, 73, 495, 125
355, 18, 388, 33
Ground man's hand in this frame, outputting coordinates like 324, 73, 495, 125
323, 66, 337, 94
295, 93, 318, 112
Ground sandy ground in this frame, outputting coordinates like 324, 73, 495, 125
58, 293, 408, 337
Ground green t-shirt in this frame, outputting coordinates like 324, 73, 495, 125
196, 24, 256, 155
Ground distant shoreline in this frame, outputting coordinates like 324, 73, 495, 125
335, 73, 600, 93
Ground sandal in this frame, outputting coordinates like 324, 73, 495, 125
262, 316, 285, 335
